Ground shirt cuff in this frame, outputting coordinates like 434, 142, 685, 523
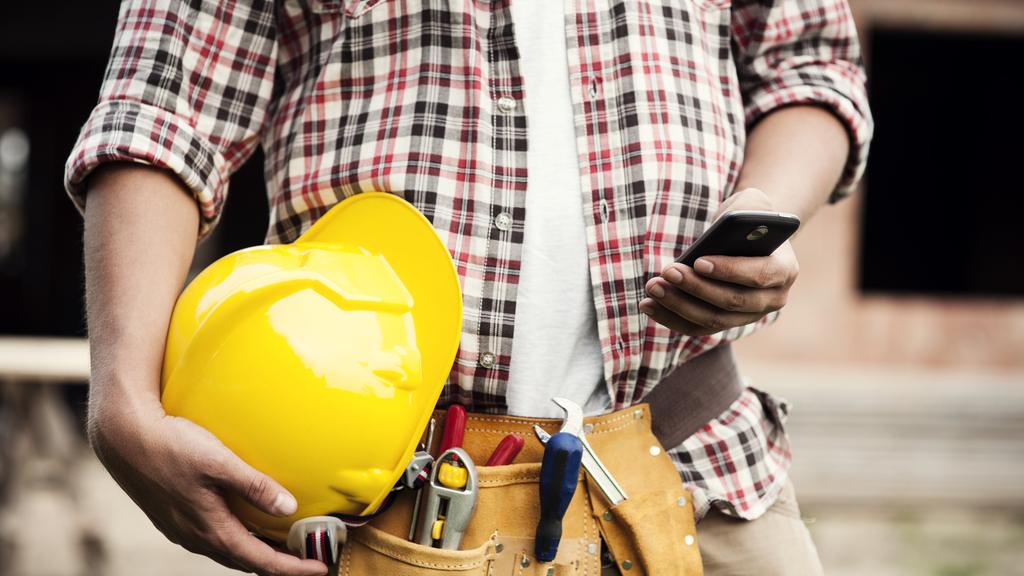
743, 68, 874, 203
64, 99, 229, 238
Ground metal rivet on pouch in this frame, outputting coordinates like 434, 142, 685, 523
583, 423, 594, 434
649, 445, 661, 456
545, 567, 555, 576
684, 535, 695, 546
677, 496, 687, 507
622, 560, 633, 570
602, 510, 613, 521
495, 543, 504, 553
587, 543, 598, 555
520, 556, 531, 568
633, 409, 643, 420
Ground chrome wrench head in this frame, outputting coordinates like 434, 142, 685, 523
535, 397, 629, 506
550, 397, 584, 436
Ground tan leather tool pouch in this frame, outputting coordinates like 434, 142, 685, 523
339, 404, 701, 576
585, 405, 703, 575
342, 462, 591, 575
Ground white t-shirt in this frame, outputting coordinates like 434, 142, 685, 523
505, 2, 610, 418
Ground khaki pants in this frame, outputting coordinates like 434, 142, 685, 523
697, 480, 824, 576
599, 479, 824, 575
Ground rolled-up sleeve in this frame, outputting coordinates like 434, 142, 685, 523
731, 0, 873, 201
64, 0, 278, 237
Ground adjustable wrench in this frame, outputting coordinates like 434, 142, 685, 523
533, 397, 628, 506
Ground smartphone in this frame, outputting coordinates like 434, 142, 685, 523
675, 210, 800, 267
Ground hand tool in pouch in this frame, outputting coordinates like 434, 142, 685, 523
407, 418, 437, 540
535, 431, 583, 562
416, 404, 478, 549
438, 403, 467, 453
485, 433, 525, 466
533, 397, 628, 505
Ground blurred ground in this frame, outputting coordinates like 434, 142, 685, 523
757, 362, 1024, 576
2, 361, 1023, 576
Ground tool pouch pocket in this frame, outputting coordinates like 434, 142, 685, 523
343, 462, 588, 575
338, 524, 498, 575
585, 405, 703, 576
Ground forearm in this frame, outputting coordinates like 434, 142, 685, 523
83, 164, 198, 437
735, 105, 851, 225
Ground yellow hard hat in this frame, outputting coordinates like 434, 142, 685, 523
160, 192, 462, 542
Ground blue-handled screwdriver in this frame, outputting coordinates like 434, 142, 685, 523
535, 431, 583, 563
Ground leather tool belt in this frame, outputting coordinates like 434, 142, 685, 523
338, 345, 741, 576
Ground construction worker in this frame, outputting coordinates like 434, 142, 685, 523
66, 0, 871, 575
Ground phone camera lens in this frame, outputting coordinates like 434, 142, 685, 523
746, 226, 769, 241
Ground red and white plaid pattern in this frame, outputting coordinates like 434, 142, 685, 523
66, 0, 870, 521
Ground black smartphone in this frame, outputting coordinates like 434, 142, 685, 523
675, 210, 800, 267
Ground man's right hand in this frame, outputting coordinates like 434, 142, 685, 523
82, 165, 325, 575
88, 398, 327, 576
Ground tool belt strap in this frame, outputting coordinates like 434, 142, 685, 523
645, 344, 743, 449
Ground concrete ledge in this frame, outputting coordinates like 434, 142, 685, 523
740, 361, 1024, 507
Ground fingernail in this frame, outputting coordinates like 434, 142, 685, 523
664, 267, 683, 283
273, 492, 297, 516
639, 299, 654, 314
694, 259, 714, 274
648, 283, 665, 298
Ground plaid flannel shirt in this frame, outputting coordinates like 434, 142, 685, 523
66, 0, 871, 520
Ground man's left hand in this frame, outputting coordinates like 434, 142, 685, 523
640, 188, 800, 337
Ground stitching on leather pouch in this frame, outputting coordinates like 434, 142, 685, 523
589, 418, 638, 435
339, 541, 352, 575
465, 416, 553, 426
477, 475, 541, 485
464, 408, 642, 434
580, 494, 591, 576
464, 427, 532, 435
354, 536, 488, 569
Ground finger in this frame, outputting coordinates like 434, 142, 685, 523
640, 298, 717, 337
172, 533, 248, 572
653, 265, 786, 313
216, 516, 328, 576
209, 446, 298, 518
643, 283, 764, 332
691, 255, 794, 289
202, 547, 250, 573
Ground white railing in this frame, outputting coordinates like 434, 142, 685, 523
0, 337, 89, 382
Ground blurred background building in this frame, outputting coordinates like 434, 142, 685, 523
1, 0, 1023, 574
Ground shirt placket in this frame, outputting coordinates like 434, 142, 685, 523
469, 0, 529, 412
567, 0, 640, 410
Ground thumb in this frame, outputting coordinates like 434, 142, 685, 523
216, 450, 298, 518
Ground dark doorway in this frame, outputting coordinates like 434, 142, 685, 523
860, 27, 1024, 297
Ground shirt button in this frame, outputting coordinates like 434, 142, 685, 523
495, 212, 512, 231
479, 351, 497, 368
497, 96, 517, 113
599, 199, 610, 222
